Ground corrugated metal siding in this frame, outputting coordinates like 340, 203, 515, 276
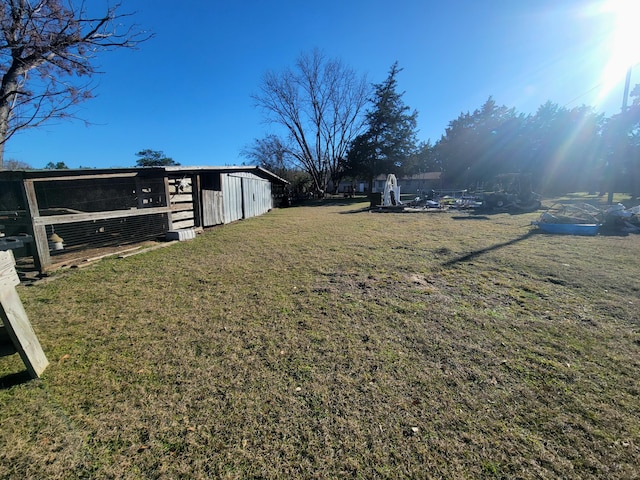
222, 174, 243, 223
222, 173, 273, 224
242, 176, 272, 219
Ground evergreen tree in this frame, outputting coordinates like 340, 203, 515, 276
435, 97, 527, 188
135, 149, 179, 167
44, 161, 69, 169
527, 102, 604, 195
345, 63, 419, 192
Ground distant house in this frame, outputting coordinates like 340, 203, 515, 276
372, 172, 442, 194
335, 172, 442, 195
0, 165, 287, 272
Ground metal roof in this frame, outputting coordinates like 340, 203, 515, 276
0, 165, 288, 184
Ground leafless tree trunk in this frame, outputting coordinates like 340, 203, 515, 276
253, 49, 369, 196
0, 0, 152, 168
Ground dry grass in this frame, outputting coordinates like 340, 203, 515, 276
1, 196, 639, 479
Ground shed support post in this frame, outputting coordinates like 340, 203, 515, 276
163, 176, 173, 230
22, 180, 50, 272
192, 174, 202, 228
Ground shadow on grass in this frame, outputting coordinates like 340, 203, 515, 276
451, 215, 490, 220
339, 206, 374, 214
0, 370, 32, 389
442, 231, 535, 267
290, 197, 369, 208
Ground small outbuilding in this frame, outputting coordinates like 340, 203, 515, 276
0, 165, 287, 272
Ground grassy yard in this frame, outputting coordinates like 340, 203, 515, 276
1, 197, 639, 479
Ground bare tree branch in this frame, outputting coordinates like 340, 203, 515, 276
253, 49, 369, 195
0, 0, 153, 167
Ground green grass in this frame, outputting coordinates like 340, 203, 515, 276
1, 198, 639, 479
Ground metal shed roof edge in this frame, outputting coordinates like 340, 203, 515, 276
0, 165, 289, 184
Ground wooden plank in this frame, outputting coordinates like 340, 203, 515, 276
170, 203, 195, 213
171, 219, 195, 230
171, 210, 193, 222
32, 225, 50, 271
0, 251, 20, 290
32, 206, 172, 226
163, 176, 173, 228
0, 287, 49, 378
169, 193, 194, 203
28, 172, 139, 182
202, 190, 224, 226
23, 180, 49, 271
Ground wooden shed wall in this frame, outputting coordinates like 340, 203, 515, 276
0, 171, 172, 271
1, 167, 281, 272
202, 190, 224, 227
168, 175, 196, 230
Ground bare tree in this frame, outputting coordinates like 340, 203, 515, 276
242, 134, 291, 178
253, 49, 369, 196
0, 0, 152, 167
2, 157, 31, 170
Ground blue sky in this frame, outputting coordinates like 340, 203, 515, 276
5, 0, 639, 169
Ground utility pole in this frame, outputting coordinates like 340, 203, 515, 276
621, 66, 632, 111
608, 67, 634, 205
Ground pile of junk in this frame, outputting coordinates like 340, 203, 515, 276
373, 173, 542, 212
532, 202, 640, 236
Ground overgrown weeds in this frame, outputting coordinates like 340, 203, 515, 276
1, 199, 639, 478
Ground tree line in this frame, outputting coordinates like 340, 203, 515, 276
247, 51, 640, 200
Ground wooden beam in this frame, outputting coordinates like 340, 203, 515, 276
0, 288, 49, 377
163, 176, 174, 229
0, 251, 49, 378
170, 204, 195, 213
171, 210, 195, 221
0, 251, 20, 289
23, 180, 49, 271
27, 172, 139, 182
169, 193, 194, 203
32, 206, 172, 226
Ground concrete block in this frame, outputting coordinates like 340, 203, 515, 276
165, 229, 196, 241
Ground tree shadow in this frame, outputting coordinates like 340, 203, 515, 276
287, 197, 369, 209
339, 206, 375, 214
451, 215, 490, 220
441, 231, 535, 267
0, 370, 32, 389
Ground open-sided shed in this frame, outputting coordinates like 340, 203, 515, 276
0, 166, 287, 272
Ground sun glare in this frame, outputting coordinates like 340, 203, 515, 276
596, 0, 640, 104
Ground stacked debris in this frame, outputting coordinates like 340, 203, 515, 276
533, 202, 640, 235
601, 204, 640, 234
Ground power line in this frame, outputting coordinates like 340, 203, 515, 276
563, 83, 603, 108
